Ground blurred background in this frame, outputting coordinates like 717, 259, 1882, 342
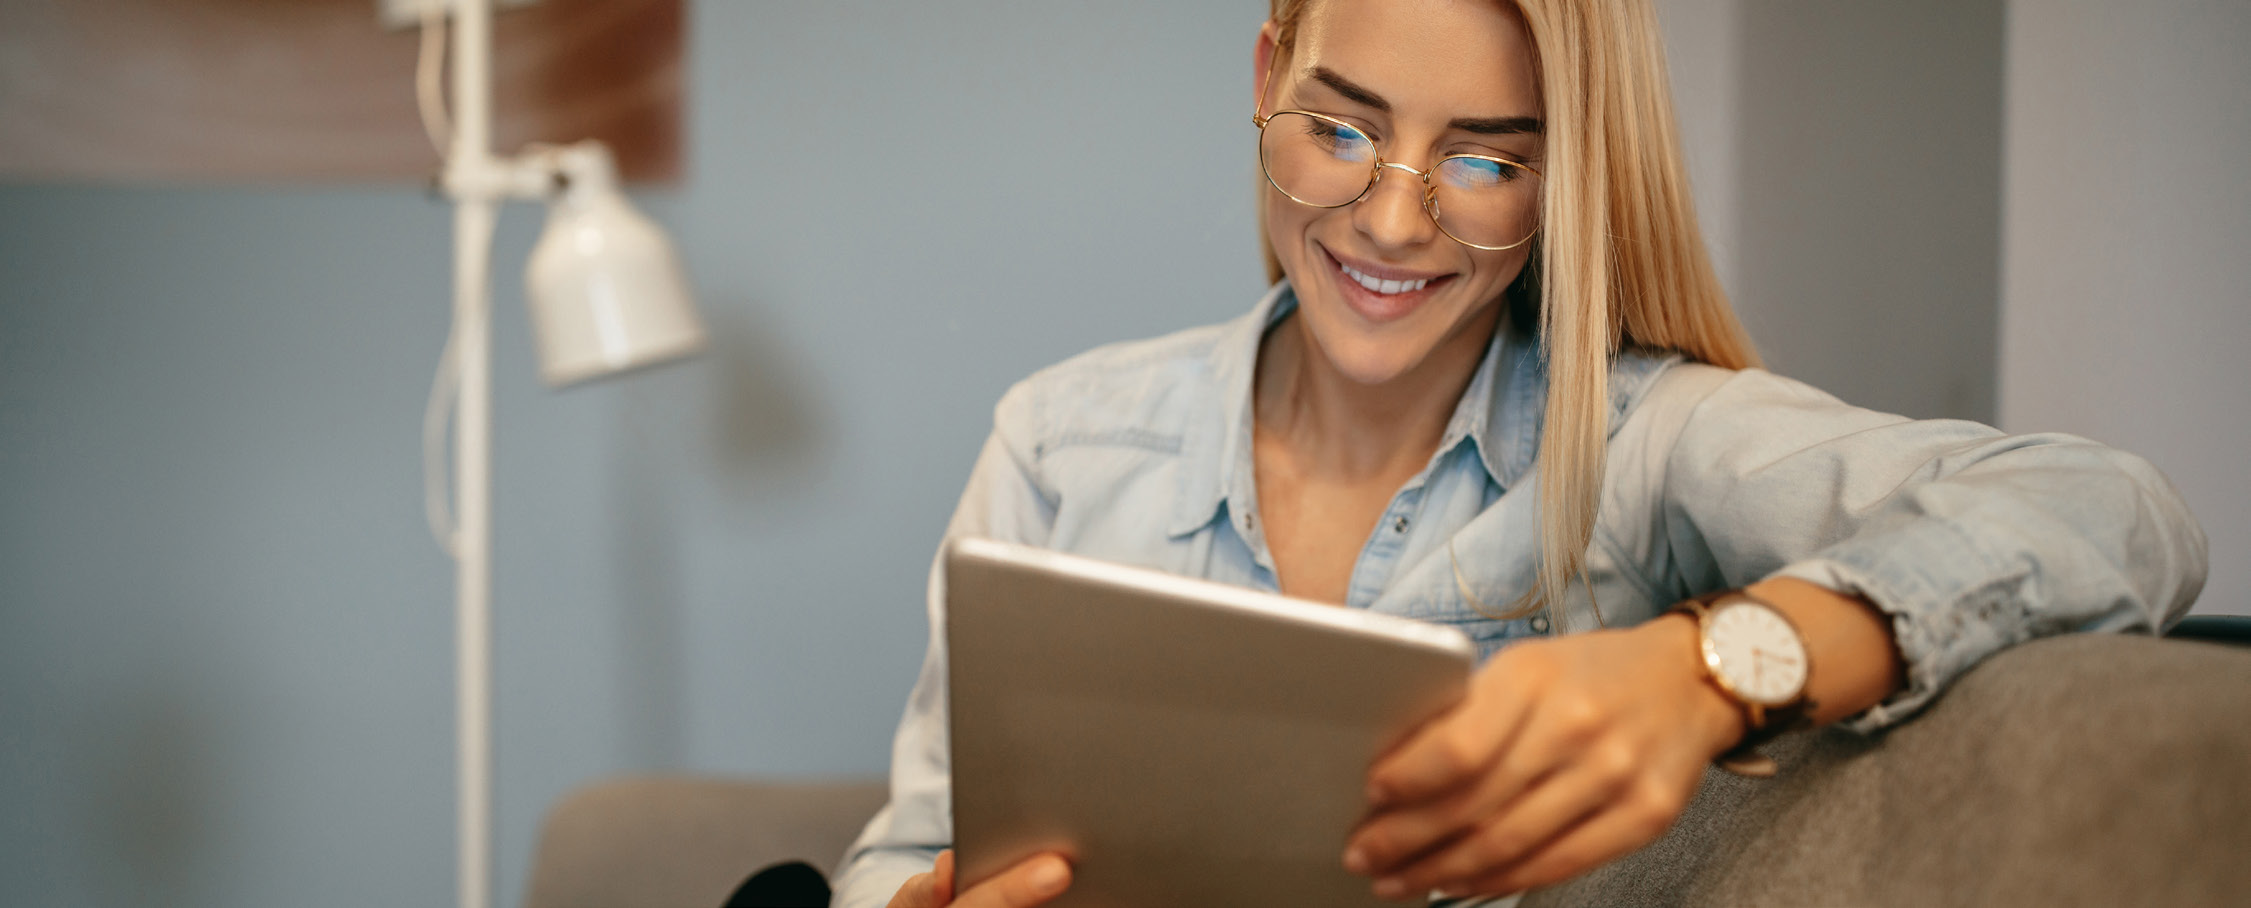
2, 1, 2244, 905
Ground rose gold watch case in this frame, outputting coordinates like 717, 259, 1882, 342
1691, 593, 1814, 719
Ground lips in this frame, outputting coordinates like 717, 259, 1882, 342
1321, 247, 1454, 324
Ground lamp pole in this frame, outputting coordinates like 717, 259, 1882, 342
447, 2, 497, 907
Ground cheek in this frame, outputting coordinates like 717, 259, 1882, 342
1262, 194, 1323, 278
1471, 248, 1533, 293
1262, 193, 1313, 245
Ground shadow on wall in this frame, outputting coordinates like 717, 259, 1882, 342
607, 294, 826, 768
96, 681, 218, 903
711, 298, 826, 499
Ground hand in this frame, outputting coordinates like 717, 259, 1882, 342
1342, 615, 1742, 900
887, 849, 1073, 908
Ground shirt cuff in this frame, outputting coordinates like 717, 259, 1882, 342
830, 847, 941, 908
1769, 515, 2030, 735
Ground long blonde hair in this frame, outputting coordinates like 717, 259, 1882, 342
1261, 0, 1759, 617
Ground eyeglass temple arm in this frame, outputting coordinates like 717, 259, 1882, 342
1253, 38, 1282, 127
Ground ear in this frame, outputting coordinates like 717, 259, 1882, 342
1254, 21, 1281, 117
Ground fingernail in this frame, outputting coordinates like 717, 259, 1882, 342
1372, 877, 1408, 900
1029, 858, 1069, 896
1342, 847, 1369, 874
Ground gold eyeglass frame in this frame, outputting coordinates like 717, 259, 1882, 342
1252, 53, 1543, 251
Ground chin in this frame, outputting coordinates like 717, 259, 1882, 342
1294, 297, 1449, 387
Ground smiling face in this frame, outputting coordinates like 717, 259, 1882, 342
1258, 0, 1544, 387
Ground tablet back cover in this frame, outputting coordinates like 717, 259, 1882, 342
947, 538, 1474, 908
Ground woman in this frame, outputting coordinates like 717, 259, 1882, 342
829, 0, 2207, 905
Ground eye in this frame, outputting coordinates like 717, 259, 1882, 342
1441, 156, 1531, 190
1299, 118, 1376, 163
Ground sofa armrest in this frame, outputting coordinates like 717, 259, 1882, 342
522, 776, 887, 908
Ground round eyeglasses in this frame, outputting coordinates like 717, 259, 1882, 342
1254, 109, 1542, 251
1251, 55, 1543, 253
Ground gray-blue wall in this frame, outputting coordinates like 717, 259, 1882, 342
2, 3, 1266, 905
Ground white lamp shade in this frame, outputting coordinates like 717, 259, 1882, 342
525, 142, 706, 387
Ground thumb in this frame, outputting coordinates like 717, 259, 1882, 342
952, 853, 1072, 908
891, 870, 944, 908
935, 850, 957, 902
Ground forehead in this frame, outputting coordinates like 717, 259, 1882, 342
1292, 0, 1541, 117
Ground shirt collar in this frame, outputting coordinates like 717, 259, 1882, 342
1167, 282, 1539, 538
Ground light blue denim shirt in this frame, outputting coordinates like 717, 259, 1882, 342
831, 283, 2207, 908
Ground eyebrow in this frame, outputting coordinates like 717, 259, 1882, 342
1307, 65, 1544, 136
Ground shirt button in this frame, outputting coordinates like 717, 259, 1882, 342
1243, 513, 1255, 530
1392, 515, 1410, 533
1529, 614, 1551, 634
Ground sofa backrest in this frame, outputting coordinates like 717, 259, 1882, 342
1522, 633, 2251, 908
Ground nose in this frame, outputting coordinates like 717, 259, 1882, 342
1354, 161, 1440, 252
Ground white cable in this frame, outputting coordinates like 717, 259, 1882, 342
424, 329, 461, 557
416, 2, 453, 154
420, 0, 460, 556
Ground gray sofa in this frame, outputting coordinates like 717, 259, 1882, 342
522, 633, 2251, 908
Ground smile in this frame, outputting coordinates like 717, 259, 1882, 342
1337, 262, 1430, 295
1318, 247, 1457, 326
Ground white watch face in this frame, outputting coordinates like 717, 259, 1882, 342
1705, 601, 1808, 706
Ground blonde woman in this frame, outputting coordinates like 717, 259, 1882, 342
824, 0, 2207, 906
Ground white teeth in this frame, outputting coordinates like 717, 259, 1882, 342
1339, 261, 1432, 295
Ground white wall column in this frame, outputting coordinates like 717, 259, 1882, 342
1999, 0, 2251, 616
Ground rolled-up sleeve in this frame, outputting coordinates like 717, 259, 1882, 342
1658, 369, 2208, 733
831, 388, 1058, 908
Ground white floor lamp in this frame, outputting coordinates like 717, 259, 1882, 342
420, 3, 705, 908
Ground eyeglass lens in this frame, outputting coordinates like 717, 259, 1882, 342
1258, 112, 1539, 250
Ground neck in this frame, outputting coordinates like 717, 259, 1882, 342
1254, 307, 1500, 481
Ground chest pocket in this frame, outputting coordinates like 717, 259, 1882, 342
1381, 535, 1546, 662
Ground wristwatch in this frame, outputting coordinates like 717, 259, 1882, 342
1675, 589, 1817, 778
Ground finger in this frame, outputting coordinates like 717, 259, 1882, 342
1434, 776, 1692, 899
952, 853, 1073, 908
1365, 687, 1533, 810
1347, 746, 1560, 877
1352, 686, 1599, 876
1373, 758, 1624, 897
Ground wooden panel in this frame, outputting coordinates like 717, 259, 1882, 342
0, 0, 680, 184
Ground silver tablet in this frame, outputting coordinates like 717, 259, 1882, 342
945, 537, 1475, 907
